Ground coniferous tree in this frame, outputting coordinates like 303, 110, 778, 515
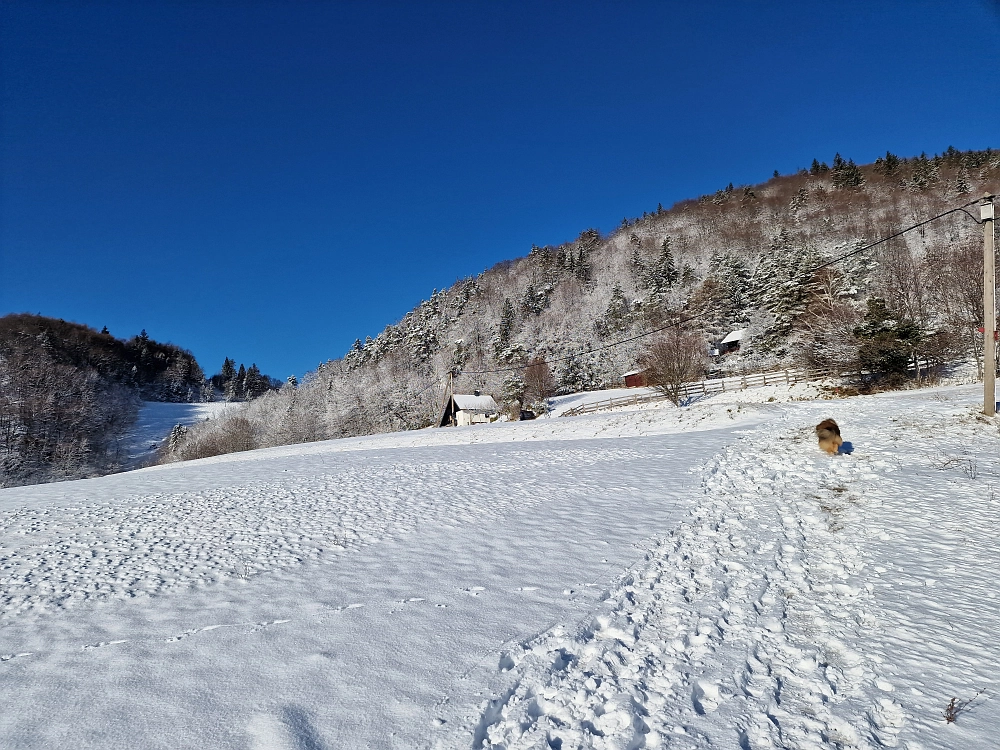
221, 357, 236, 383
646, 237, 679, 300
575, 247, 590, 281
909, 153, 937, 190
228, 364, 247, 402
243, 364, 265, 400
748, 230, 822, 343
493, 299, 521, 362
854, 297, 921, 382
831, 154, 864, 188
594, 286, 635, 338
874, 151, 901, 177
557, 355, 598, 394
810, 159, 829, 175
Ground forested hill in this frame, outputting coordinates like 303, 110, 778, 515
0, 314, 206, 402
170, 147, 1000, 460
0, 314, 207, 486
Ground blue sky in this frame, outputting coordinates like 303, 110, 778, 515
2, 1, 999, 380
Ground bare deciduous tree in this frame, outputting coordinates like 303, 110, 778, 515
523, 356, 556, 408
641, 327, 707, 406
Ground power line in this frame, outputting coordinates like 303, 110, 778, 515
458, 196, 992, 377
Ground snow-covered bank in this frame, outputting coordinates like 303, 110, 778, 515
121, 400, 230, 467
1, 384, 998, 749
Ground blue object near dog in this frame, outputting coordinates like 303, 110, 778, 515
838, 441, 854, 455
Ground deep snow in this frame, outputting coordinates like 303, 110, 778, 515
1, 384, 997, 749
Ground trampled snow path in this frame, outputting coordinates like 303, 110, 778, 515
449, 387, 1000, 750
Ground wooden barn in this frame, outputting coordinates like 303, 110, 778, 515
438, 392, 500, 427
622, 369, 647, 388
718, 328, 746, 354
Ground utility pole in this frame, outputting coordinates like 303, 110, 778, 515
984, 197, 996, 416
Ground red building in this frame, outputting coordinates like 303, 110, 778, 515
623, 369, 647, 388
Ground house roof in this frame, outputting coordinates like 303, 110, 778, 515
720, 329, 747, 345
452, 394, 499, 412
622, 369, 645, 378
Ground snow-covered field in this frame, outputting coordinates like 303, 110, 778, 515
1, 384, 997, 749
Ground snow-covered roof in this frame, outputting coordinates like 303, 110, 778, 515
720, 329, 747, 345
452, 394, 499, 412
622, 369, 645, 378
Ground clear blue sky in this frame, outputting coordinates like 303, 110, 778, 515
2, 1, 999, 380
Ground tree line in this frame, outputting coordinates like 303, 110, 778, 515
0, 315, 280, 486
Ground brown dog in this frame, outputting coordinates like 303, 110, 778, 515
815, 419, 843, 455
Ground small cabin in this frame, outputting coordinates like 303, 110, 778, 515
623, 369, 647, 388
718, 328, 746, 354
438, 392, 500, 427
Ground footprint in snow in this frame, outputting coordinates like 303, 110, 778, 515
0, 652, 33, 662
82, 640, 128, 650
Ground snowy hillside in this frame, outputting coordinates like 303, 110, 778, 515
0, 385, 997, 748
170, 148, 1000, 460
121, 400, 231, 468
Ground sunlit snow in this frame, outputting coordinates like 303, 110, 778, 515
0, 384, 997, 749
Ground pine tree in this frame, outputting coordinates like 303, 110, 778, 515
500, 373, 525, 407
645, 237, 679, 302
575, 247, 590, 281
594, 286, 635, 338
810, 159, 829, 175
493, 299, 519, 361
243, 364, 265, 400
167, 424, 187, 453
955, 168, 971, 194
910, 152, 937, 190
557, 355, 597, 394
520, 284, 549, 316
854, 297, 921, 380
229, 364, 247, 401
221, 357, 236, 383
703, 252, 752, 326
831, 154, 864, 188
747, 231, 822, 343
874, 151, 900, 177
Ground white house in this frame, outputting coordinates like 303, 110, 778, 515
438, 392, 500, 427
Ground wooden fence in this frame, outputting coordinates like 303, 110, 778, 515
559, 368, 829, 418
